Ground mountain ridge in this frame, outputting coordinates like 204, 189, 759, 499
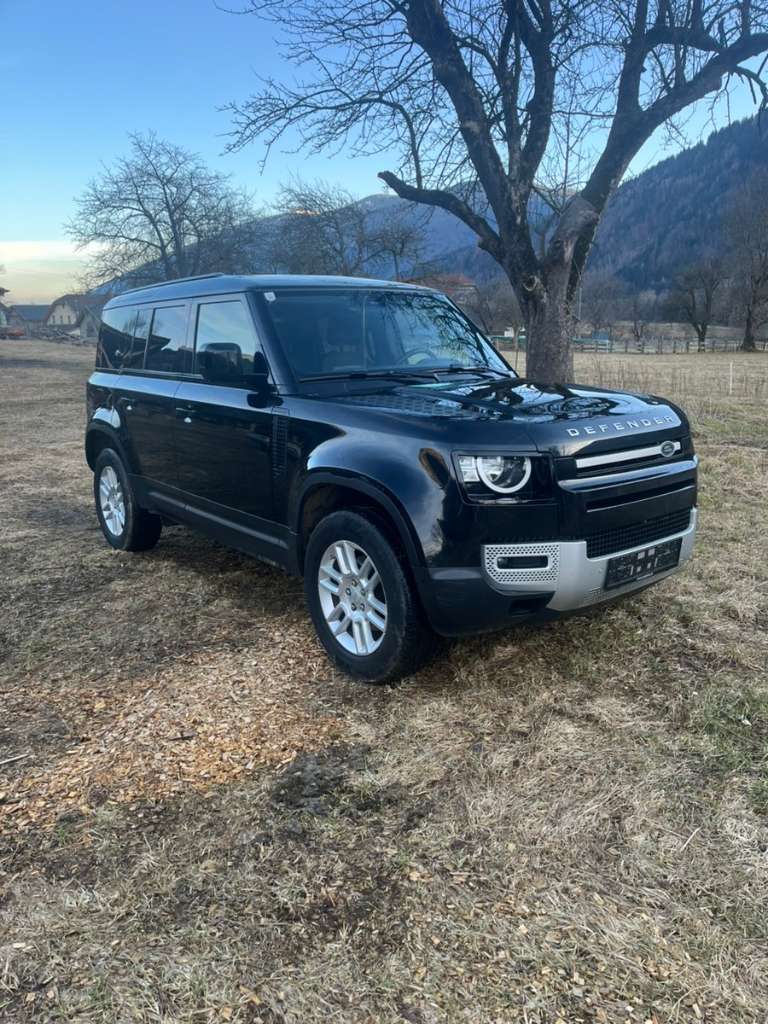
92, 116, 767, 298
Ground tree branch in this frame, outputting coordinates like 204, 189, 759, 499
377, 170, 503, 260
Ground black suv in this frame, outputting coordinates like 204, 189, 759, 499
86, 274, 697, 681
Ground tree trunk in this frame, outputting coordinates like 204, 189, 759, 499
511, 195, 597, 382
696, 325, 707, 352
521, 269, 575, 382
741, 308, 756, 352
526, 303, 574, 381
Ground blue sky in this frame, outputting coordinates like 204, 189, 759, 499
0, 0, 757, 300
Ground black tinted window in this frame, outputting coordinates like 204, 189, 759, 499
194, 300, 260, 375
123, 308, 150, 369
97, 307, 134, 370
145, 306, 190, 373
261, 290, 506, 379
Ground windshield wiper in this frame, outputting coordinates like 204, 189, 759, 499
437, 364, 513, 378
300, 368, 441, 383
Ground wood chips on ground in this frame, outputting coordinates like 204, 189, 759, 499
1, 652, 341, 833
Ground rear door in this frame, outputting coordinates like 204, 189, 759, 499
115, 301, 191, 492
173, 294, 275, 528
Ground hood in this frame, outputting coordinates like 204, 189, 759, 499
328, 376, 685, 455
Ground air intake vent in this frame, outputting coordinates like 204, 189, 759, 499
585, 508, 692, 559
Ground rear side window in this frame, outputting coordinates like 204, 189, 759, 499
123, 308, 150, 369
194, 300, 261, 375
96, 307, 135, 369
145, 306, 190, 373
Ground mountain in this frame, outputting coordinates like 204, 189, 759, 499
589, 116, 768, 290
359, 117, 768, 291
412, 116, 768, 292
93, 116, 767, 299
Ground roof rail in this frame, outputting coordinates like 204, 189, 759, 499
117, 272, 226, 297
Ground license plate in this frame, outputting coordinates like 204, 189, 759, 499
604, 537, 682, 590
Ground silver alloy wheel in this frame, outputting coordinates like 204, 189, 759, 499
317, 539, 388, 656
98, 465, 126, 537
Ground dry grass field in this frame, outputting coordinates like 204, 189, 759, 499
1, 340, 767, 1024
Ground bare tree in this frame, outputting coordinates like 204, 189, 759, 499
465, 278, 523, 335
269, 179, 428, 279
724, 171, 768, 352
670, 257, 724, 351
372, 207, 428, 280
226, 0, 768, 380
630, 290, 657, 351
0, 265, 9, 301
671, 258, 724, 350
276, 180, 369, 275
271, 179, 378, 275
580, 271, 626, 338
68, 132, 259, 285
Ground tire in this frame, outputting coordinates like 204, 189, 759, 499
304, 510, 437, 683
93, 448, 162, 552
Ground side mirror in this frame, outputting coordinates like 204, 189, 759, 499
251, 351, 269, 380
246, 352, 273, 407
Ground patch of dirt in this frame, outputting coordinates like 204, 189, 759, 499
270, 744, 370, 813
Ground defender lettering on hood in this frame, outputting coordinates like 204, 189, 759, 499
566, 415, 678, 437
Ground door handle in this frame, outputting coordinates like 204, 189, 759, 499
175, 406, 195, 422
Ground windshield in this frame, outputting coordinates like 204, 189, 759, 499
259, 289, 510, 380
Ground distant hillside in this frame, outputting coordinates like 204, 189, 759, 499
94, 116, 767, 299
374, 116, 768, 291
590, 116, 768, 290
422, 116, 768, 292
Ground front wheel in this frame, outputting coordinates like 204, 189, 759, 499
304, 511, 437, 683
93, 448, 162, 552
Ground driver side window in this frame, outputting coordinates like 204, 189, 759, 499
194, 299, 260, 376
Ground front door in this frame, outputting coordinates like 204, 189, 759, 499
173, 295, 275, 531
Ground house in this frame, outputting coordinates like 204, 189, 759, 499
45, 293, 110, 339
405, 272, 479, 306
45, 293, 91, 327
76, 301, 108, 340
8, 305, 49, 331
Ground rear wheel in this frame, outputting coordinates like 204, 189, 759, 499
93, 448, 162, 552
304, 510, 436, 683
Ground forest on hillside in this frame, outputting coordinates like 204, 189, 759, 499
590, 117, 768, 291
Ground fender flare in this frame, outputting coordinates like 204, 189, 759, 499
84, 421, 133, 472
293, 470, 425, 570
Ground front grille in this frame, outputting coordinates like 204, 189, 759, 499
575, 439, 681, 472
586, 508, 692, 559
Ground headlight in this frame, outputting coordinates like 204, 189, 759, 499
456, 454, 532, 494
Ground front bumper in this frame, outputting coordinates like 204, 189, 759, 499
417, 508, 697, 636
483, 507, 697, 611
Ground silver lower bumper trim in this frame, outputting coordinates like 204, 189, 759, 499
482, 508, 697, 611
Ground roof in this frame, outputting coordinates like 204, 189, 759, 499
10, 304, 48, 321
48, 293, 91, 310
47, 293, 110, 318
76, 306, 104, 327
106, 274, 433, 309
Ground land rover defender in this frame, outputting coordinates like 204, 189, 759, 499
85, 274, 697, 681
